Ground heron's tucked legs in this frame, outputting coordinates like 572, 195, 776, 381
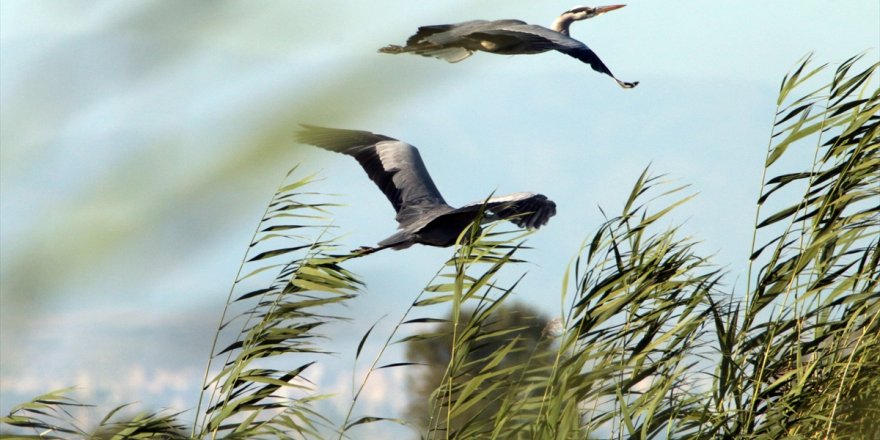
348, 242, 400, 258
378, 44, 405, 54
351, 246, 382, 256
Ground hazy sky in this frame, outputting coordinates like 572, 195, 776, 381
1, 1, 877, 437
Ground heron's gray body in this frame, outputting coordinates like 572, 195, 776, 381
409, 20, 581, 56
379, 8, 638, 88
296, 125, 557, 253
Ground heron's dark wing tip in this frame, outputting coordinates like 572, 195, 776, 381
467, 192, 557, 230
296, 123, 323, 137
294, 123, 330, 146
295, 123, 325, 138
294, 125, 398, 152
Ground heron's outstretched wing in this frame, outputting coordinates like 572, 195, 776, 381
467, 24, 638, 88
554, 43, 639, 88
296, 125, 449, 225
458, 192, 557, 229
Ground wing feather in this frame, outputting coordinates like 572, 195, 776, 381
554, 44, 639, 88
462, 24, 638, 88
296, 125, 449, 225
459, 192, 557, 229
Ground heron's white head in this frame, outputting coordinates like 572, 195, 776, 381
565, 4, 626, 21
552, 5, 626, 35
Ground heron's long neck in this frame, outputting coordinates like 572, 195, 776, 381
551, 13, 576, 35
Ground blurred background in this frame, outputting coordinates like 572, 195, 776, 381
1, 0, 877, 436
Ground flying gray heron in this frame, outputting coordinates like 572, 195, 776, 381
296, 125, 557, 255
379, 5, 638, 89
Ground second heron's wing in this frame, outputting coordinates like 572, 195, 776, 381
458, 192, 557, 229
469, 24, 638, 88
296, 125, 450, 226
553, 42, 639, 88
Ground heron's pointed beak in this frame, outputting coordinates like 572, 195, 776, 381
595, 4, 626, 14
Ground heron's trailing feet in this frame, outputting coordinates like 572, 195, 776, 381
349, 245, 392, 257
378, 45, 405, 54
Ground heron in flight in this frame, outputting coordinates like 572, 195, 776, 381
296, 125, 557, 255
379, 5, 638, 89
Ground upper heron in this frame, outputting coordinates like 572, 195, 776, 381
379, 5, 638, 89
296, 125, 557, 255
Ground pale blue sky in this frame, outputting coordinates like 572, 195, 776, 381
1, 0, 877, 436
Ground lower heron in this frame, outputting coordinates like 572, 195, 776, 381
296, 125, 557, 255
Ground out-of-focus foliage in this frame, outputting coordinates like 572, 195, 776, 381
404, 303, 552, 436
1, 388, 187, 439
